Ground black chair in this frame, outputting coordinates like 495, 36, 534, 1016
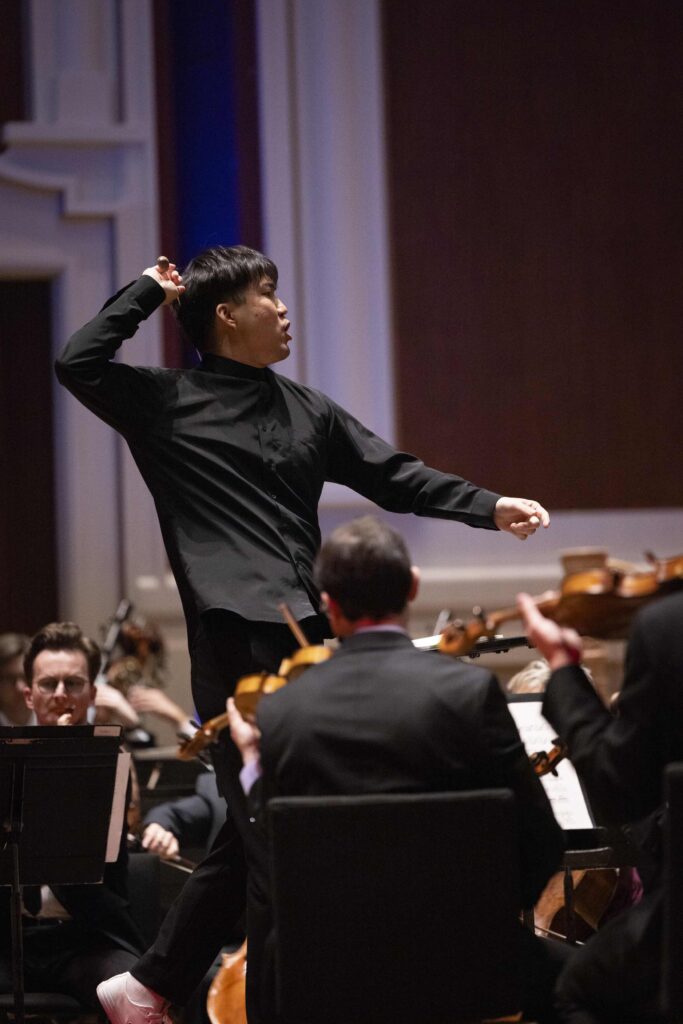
268, 789, 522, 1024
664, 763, 683, 1023
0, 991, 88, 1024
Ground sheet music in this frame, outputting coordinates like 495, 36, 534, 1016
508, 699, 593, 830
106, 750, 130, 862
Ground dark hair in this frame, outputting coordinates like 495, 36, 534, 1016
175, 245, 278, 351
0, 633, 30, 670
314, 516, 413, 621
24, 622, 101, 685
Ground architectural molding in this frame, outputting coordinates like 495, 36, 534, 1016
0, 0, 171, 635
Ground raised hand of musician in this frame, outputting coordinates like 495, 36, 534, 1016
142, 257, 185, 304
494, 497, 550, 539
94, 681, 140, 728
142, 822, 180, 860
517, 592, 582, 670
227, 696, 261, 766
128, 684, 190, 727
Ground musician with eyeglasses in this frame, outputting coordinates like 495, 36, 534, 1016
0, 622, 145, 1009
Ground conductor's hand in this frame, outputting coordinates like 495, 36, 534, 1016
494, 497, 550, 540
143, 258, 185, 304
141, 823, 180, 860
227, 697, 261, 767
517, 592, 582, 670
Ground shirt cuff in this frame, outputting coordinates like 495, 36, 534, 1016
239, 759, 262, 795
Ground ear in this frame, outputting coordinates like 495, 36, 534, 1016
407, 566, 420, 604
89, 683, 97, 706
321, 593, 343, 628
215, 302, 237, 329
24, 685, 34, 711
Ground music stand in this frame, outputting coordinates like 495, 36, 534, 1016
0, 726, 122, 1024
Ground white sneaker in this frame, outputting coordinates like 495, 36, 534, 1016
97, 972, 171, 1024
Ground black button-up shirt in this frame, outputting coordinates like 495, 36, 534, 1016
56, 278, 500, 628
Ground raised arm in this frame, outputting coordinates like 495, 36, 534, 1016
519, 591, 667, 825
55, 261, 184, 435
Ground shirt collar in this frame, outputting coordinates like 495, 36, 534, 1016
199, 353, 270, 382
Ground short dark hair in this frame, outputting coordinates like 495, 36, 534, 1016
175, 245, 279, 351
0, 633, 30, 670
24, 623, 101, 685
314, 517, 413, 621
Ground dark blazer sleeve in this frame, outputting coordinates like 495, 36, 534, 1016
543, 602, 670, 826
55, 276, 168, 436
143, 792, 212, 845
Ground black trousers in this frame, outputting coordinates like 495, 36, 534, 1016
0, 922, 137, 1010
133, 610, 326, 1022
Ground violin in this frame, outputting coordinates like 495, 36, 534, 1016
439, 551, 683, 658
177, 604, 332, 761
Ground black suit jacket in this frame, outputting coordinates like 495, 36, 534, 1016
543, 589, 683, 875
144, 771, 227, 855
0, 817, 144, 958
256, 630, 563, 909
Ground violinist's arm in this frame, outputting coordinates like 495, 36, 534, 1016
227, 697, 261, 775
517, 592, 582, 668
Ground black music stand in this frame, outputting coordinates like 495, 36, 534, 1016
0, 726, 122, 1024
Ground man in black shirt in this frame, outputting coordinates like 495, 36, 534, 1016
58, 245, 549, 1024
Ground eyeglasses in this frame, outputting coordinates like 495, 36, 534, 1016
35, 677, 89, 696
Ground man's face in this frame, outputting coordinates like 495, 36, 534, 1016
26, 649, 95, 726
0, 655, 28, 722
224, 276, 291, 367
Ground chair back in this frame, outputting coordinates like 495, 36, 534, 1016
268, 789, 521, 1024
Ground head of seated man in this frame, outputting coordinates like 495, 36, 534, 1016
314, 515, 419, 637
0, 632, 31, 725
23, 622, 101, 726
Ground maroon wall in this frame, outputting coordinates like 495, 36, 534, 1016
383, 0, 683, 509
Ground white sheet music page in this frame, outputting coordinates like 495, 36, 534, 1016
105, 749, 131, 862
508, 699, 593, 830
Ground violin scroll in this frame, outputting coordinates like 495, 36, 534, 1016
177, 711, 230, 761
530, 740, 568, 778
